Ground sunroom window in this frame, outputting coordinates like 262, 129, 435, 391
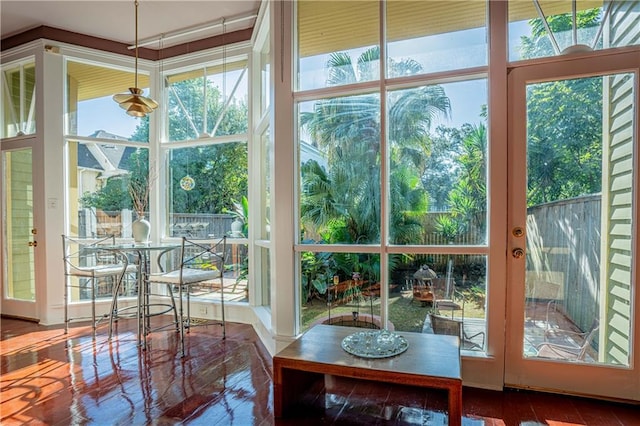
1, 58, 36, 138
162, 58, 249, 303
508, 0, 640, 62
295, 0, 489, 351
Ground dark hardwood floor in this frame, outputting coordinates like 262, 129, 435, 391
1, 317, 638, 425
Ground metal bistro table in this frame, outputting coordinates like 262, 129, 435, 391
106, 242, 181, 348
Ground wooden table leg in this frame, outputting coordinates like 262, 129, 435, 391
448, 383, 462, 426
273, 363, 323, 418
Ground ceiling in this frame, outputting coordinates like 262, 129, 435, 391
0, 0, 261, 49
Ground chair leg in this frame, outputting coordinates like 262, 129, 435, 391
91, 278, 97, 338
186, 287, 191, 333
107, 273, 126, 340
64, 276, 69, 334
166, 284, 180, 333
220, 275, 226, 339
179, 284, 186, 357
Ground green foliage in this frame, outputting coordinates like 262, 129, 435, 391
301, 251, 336, 303
300, 47, 450, 247
516, 9, 603, 207
445, 124, 487, 240
80, 176, 131, 212
526, 78, 602, 206
225, 195, 249, 236
80, 148, 150, 214
434, 215, 461, 243
168, 144, 248, 214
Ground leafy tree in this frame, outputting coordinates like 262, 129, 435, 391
440, 124, 487, 243
519, 9, 603, 207
300, 46, 450, 245
80, 148, 149, 214
421, 125, 464, 211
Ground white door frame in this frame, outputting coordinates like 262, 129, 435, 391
505, 50, 640, 401
1, 136, 43, 321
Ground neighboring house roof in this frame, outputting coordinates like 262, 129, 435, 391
78, 130, 135, 178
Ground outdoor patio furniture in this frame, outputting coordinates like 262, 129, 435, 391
430, 313, 485, 351
536, 319, 599, 361
432, 278, 463, 316
412, 279, 434, 305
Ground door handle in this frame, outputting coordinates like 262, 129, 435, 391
512, 248, 524, 258
28, 241, 38, 247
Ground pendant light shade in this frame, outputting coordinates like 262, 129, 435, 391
113, 0, 158, 117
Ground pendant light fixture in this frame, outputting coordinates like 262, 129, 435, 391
113, 0, 159, 117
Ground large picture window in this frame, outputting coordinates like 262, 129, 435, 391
162, 57, 250, 303
296, 1, 489, 350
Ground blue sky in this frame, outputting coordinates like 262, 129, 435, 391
78, 20, 532, 139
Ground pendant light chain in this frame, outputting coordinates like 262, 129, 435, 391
134, 0, 139, 90
222, 17, 226, 127
112, 0, 158, 117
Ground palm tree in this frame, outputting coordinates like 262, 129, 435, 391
442, 123, 487, 243
300, 46, 450, 245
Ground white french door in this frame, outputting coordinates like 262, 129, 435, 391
505, 52, 640, 401
1, 139, 41, 321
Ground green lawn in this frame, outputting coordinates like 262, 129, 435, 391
301, 289, 486, 333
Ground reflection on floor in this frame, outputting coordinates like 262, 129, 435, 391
1, 317, 638, 425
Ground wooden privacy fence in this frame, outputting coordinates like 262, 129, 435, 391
526, 194, 601, 334
79, 209, 234, 239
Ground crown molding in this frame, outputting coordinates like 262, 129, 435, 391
1, 25, 253, 61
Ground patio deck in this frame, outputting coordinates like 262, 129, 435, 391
423, 301, 598, 361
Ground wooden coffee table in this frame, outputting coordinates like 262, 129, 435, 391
273, 324, 462, 426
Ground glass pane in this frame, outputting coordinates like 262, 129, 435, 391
387, 1, 487, 77
67, 60, 149, 140
260, 247, 271, 307
299, 94, 381, 244
162, 241, 248, 304
165, 61, 248, 142
262, 130, 271, 240
509, 1, 640, 61
69, 142, 150, 238
2, 149, 35, 301
300, 251, 381, 332
524, 73, 635, 366
391, 254, 487, 351
297, 0, 379, 91
166, 144, 247, 239
389, 79, 488, 245
260, 38, 271, 115
2, 60, 36, 138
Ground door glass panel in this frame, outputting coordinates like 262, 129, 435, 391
524, 73, 635, 366
3, 149, 35, 301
